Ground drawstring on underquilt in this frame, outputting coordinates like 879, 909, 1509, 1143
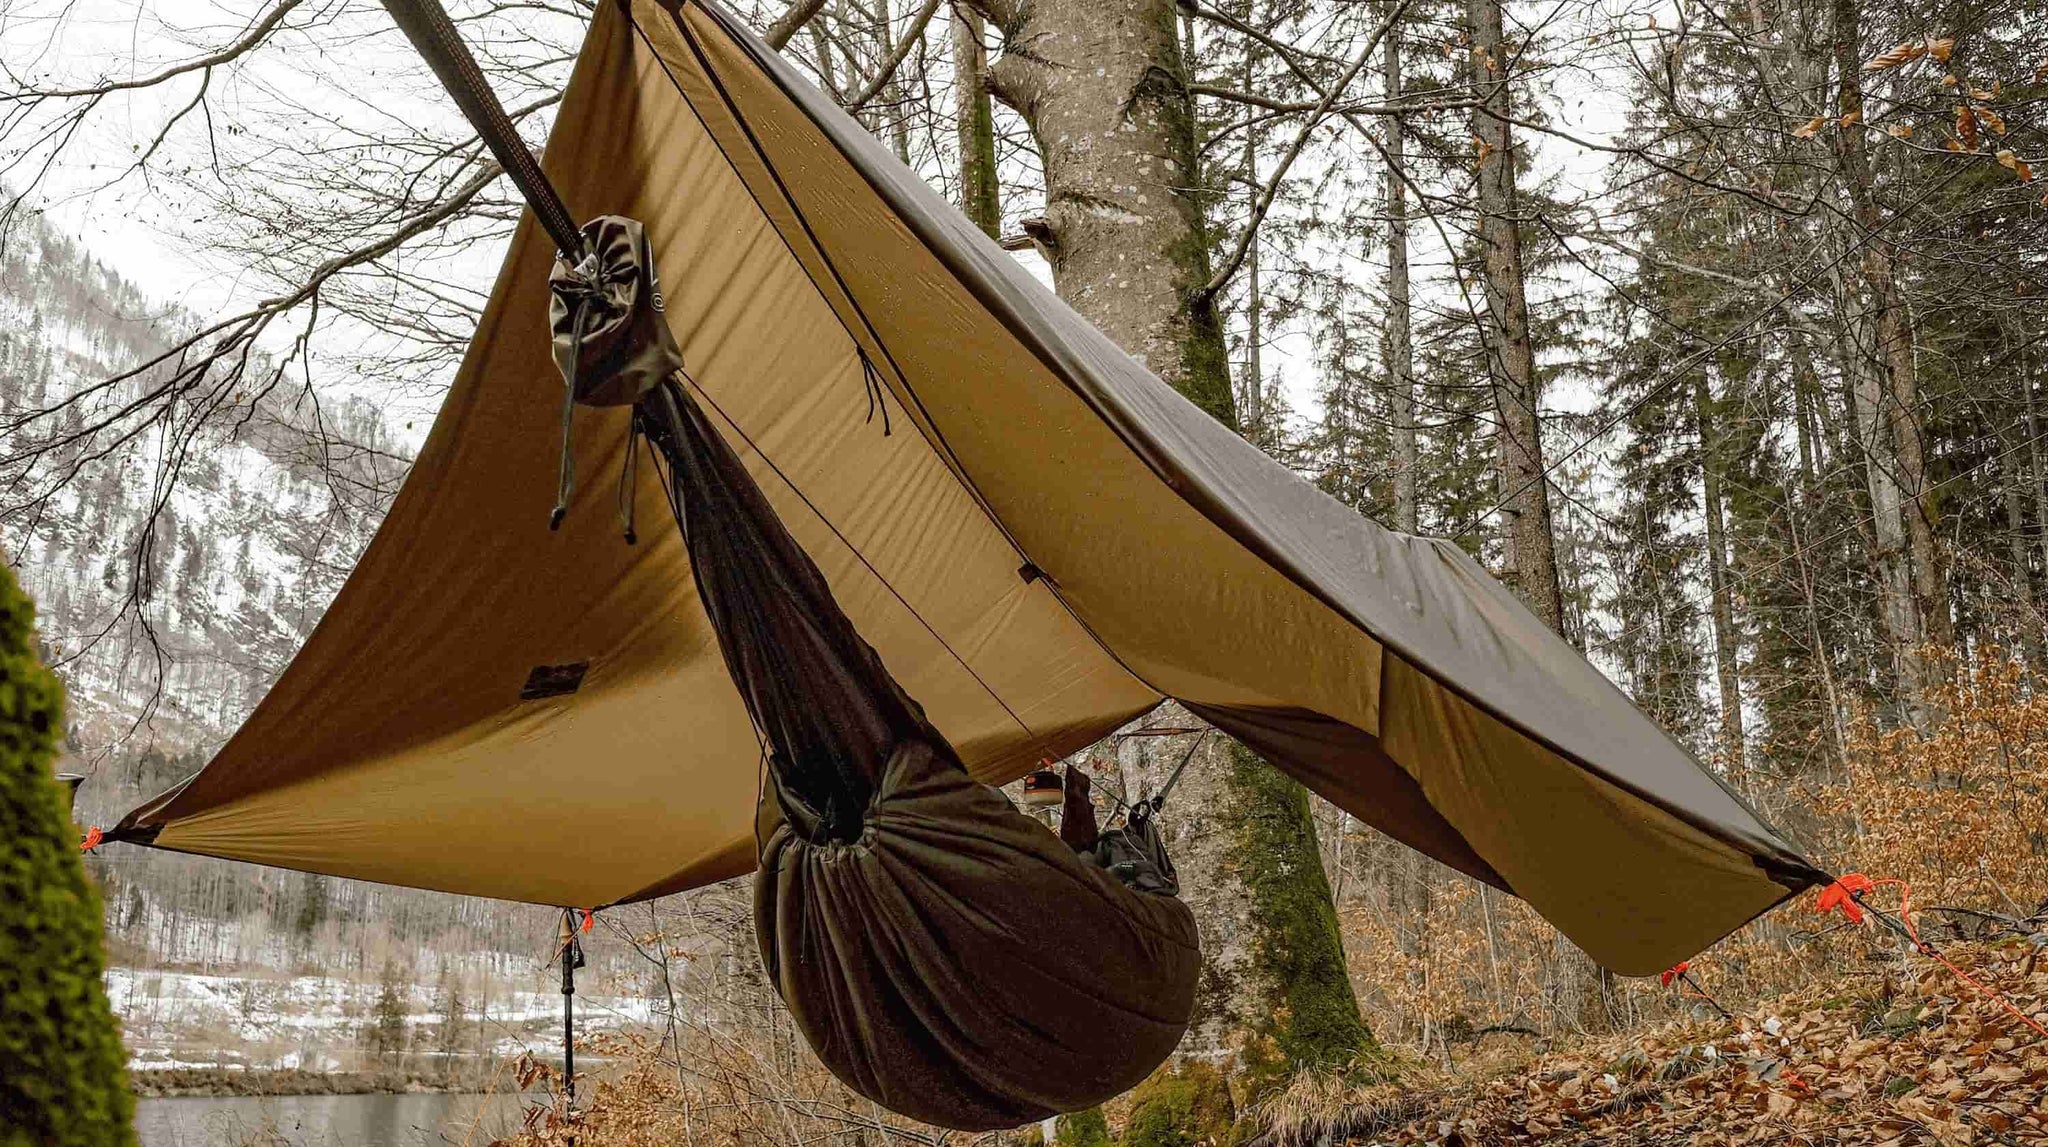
550, 289, 646, 547
859, 347, 892, 436
551, 294, 594, 531
617, 409, 643, 545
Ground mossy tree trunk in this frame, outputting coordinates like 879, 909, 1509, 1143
0, 564, 135, 1147
950, 2, 1002, 239
974, 0, 1374, 1098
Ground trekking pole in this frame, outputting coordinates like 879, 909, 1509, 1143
558, 909, 587, 1133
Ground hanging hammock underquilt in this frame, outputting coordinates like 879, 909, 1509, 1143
114, 0, 1826, 1067
635, 346, 1200, 1124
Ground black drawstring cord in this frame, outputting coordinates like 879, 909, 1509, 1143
617, 410, 642, 545
551, 296, 594, 531
858, 348, 891, 436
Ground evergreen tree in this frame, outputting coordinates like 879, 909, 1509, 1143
0, 563, 133, 1147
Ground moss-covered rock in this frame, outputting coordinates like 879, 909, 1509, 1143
1122, 1062, 1238, 1147
0, 564, 134, 1147
1220, 742, 1376, 1096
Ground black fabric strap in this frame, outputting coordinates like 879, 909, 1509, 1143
379, 0, 588, 261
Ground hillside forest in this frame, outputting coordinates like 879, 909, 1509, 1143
5, 0, 2048, 1140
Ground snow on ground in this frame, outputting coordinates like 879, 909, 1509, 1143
108, 965, 660, 1073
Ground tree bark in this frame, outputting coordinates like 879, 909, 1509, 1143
1695, 371, 1746, 776
1999, 416, 2039, 658
2010, 311, 2048, 654
1468, 0, 1562, 630
1830, 0, 1949, 651
1240, 44, 1265, 440
979, 0, 1373, 1087
1834, 260, 1926, 720
1384, 10, 1416, 535
1467, 0, 1608, 1028
983, 0, 1234, 421
950, 3, 1001, 237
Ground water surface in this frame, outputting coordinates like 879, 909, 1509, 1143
134, 1092, 526, 1146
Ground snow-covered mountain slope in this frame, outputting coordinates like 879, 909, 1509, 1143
1, 211, 405, 753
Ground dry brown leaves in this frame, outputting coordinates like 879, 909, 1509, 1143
1956, 107, 1982, 150
1862, 37, 1953, 72
1347, 945, 2048, 1146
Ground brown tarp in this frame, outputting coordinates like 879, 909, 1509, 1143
115, 0, 1824, 976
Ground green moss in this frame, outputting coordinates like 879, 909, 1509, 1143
1123, 1, 1236, 431
1053, 1105, 1112, 1147
1174, 292, 1237, 431
1122, 1062, 1238, 1147
1220, 742, 1377, 1095
959, 31, 1001, 240
0, 564, 134, 1146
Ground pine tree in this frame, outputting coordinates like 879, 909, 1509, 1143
0, 563, 134, 1147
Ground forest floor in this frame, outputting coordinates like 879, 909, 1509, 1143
1267, 942, 2048, 1145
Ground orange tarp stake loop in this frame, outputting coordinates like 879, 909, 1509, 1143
1818, 871, 2048, 1042
1814, 872, 1874, 924
1660, 959, 1733, 1020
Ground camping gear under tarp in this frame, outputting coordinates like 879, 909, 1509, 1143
113, 0, 1826, 979
638, 354, 1198, 1126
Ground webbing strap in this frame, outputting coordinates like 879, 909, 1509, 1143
379, 0, 587, 261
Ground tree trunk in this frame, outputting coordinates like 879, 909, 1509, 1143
1468, 0, 1562, 630
1468, 0, 1606, 1028
1379, 7, 1431, 1025
1999, 417, 2039, 658
982, 0, 1373, 1090
950, 3, 1001, 237
874, 0, 913, 162
983, 0, 1234, 422
2010, 311, 2048, 656
1830, 0, 1948, 651
1695, 372, 1746, 776
1384, 11, 1417, 535
1835, 261, 1926, 720
1240, 44, 1265, 442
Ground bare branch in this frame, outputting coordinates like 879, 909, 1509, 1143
1200, 0, 1413, 297
840, 0, 947, 112
765, 0, 831, 51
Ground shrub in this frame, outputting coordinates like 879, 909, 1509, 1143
0, 563, 134, 1147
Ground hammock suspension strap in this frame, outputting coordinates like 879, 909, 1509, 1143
378, 0, 587, 262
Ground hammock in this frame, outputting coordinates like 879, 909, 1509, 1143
628, 313, 1199, 1123
535, 210, 1197, 1126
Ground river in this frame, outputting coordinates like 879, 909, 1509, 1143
133, 1092, 528, 1146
